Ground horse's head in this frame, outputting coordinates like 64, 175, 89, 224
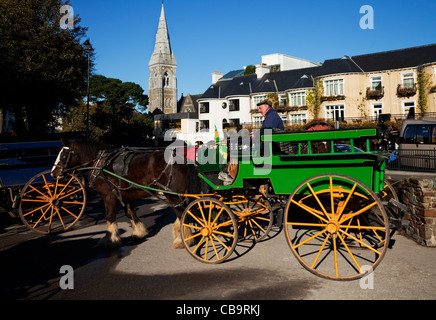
51, 140, 80, 178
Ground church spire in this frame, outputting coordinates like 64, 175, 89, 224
149, 3, 177, 67
148, 3, 177, 115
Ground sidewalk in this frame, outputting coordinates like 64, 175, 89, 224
386, 169, 436, 180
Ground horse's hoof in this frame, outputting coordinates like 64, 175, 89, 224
132, 222, 148, 239
172, 238, 185, 249
98, 234, 121, 248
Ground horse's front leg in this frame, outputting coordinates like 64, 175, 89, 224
99, 196, 122, 247
124, 201, 148, 240
172, 208, 193, 249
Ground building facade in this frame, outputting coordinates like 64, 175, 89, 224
148, 4, 177, 115
191, 44, 436, 143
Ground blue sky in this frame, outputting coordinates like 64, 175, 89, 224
70, 0, 436, 111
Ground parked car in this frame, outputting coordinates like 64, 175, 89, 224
333, 144, 363, 153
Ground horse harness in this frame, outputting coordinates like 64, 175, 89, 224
88, 148, 180, 207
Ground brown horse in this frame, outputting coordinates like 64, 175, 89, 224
51, 139, 196, 248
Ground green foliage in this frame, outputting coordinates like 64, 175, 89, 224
0, 0, 93, 136
417, 67, 433, 114
244, 65, 256, 76
306, 79, 324, 119
88, 75, 151, 145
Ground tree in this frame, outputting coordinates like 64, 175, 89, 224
417, 66, 433, 114
87, 75, 151, 145
0, 0, 93, 136
244, 65, 256, 76
306, 78, 324, 119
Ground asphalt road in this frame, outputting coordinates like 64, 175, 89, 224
1, 187, 436, 304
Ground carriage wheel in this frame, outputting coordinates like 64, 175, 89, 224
284, 174, 390, 281
181, 197, 238, 264
227, 195, 273, 242
19, 170, 87, 234
381, 179, 398, 202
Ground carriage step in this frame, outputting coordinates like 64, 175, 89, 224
382, 199, 408, 214
273, 208, 284, 228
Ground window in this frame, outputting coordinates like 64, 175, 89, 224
253, 116, 264, 127
199, 120, 209, 131
372, 103, 383, 120
325, 105, 345, 122
200, 102, 209, 113
270, 65, 280, 73
229, 118, 240, 127
290, 91, 306, 106
280, 114, 288, 125
324, 79, 344, 96
289, 113, 307, 125
416, 125, 430, 144
253, 95, 266, 109
163, 71, 170, 87
401, 124, 436, 144
370, 76, 382, 91
401, 125, 415, 143
229, 99, 240, 111
402, 73, 414, 88
402, 101, 415, 115
279, 94, 287, 106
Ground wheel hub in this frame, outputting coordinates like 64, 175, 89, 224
201, 226, 212, 237
51, 198, 60, 207
326, 221, 340, 234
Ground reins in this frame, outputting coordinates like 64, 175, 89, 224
56, 146, 210, 206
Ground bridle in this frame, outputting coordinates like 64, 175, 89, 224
52, 147, 74, 176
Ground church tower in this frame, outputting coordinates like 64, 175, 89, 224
148, 4, 177, 114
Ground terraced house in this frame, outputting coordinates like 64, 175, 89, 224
191, 44, 436, 142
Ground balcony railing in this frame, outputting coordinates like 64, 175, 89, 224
366, 86, 384, 100
397, 83, 417, 97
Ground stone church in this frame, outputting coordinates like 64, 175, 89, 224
148, 4, 177, 114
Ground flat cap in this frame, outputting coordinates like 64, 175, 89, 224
256, 99, 272, 107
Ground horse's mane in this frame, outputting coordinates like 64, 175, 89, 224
68, 139, 107, 159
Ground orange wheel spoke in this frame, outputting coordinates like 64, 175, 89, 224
339, 201, 378, 225
291, 199, 329, 224
311, 233, 330, 268
60, 206, 79, 220
338, 229, 382, 255
57, 176, 76, 199
25, 184, 51, 201
293, 229, 327, 250
187, 210, 206, 227
306, 182, 329, 217
41, 174, 54, 198
22, 203, 50, 217
337, 232, 361, 271
57, 188, 82, 201
211, 233, 231, 251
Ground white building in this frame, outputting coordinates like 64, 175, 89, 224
193, 54, 319, 143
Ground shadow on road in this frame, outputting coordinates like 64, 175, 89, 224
0, 198, 177, 300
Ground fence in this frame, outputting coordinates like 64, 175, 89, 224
387, 148, 436, 173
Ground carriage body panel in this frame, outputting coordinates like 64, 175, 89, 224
198, 128, 386, 196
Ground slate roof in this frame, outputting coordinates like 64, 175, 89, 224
314, 56, 363, 77
199, 44, 436, 100
201, 66, 320, 99
351, 44, 436, 72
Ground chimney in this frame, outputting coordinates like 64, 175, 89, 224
212, 71, 223, 84
256, 63, 269, 79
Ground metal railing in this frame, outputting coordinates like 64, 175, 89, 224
387, 148, 436, 173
